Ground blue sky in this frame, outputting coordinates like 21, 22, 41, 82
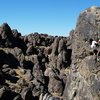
0, 0, 100, 36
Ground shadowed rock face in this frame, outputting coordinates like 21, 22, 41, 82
0, 6, 100, 100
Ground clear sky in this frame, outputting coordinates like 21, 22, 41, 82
0, 0, 100, 36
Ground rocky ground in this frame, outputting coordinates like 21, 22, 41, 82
0, 6, 100, 100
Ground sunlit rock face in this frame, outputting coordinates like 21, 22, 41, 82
63, 6, 100, 100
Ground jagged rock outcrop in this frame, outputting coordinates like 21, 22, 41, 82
0, 6, 100, 100
63, 6, 100, 100
0, 23, 70, 100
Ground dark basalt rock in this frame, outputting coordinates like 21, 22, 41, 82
0, 71, 5, 85
0, 23, 13, 39
0, 6, 100, 100
58, 38, 66, 53
21, 87, 34, 100
0, 49, 19, 67
51, 37, 59, 55
26, 45, 34, 55
13, 95, 22, 100
0, 87, 19, 100
0, 23, 14, 48
12, 29, 21, 38
33, 63, 45, 83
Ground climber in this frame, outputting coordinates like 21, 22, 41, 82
89, 38, 98, 48
89, 38, 98, 55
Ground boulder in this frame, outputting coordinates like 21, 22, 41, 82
21, 87, 33, 100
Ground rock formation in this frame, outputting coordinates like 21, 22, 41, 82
0, 6, 100, 100
64, 6, 100, 100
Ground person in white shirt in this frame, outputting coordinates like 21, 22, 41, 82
89, 38, 98, 55
91, 40, 98, 48
89, 38, 98, 48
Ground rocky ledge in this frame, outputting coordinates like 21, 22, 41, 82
0, 6, 100, 100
